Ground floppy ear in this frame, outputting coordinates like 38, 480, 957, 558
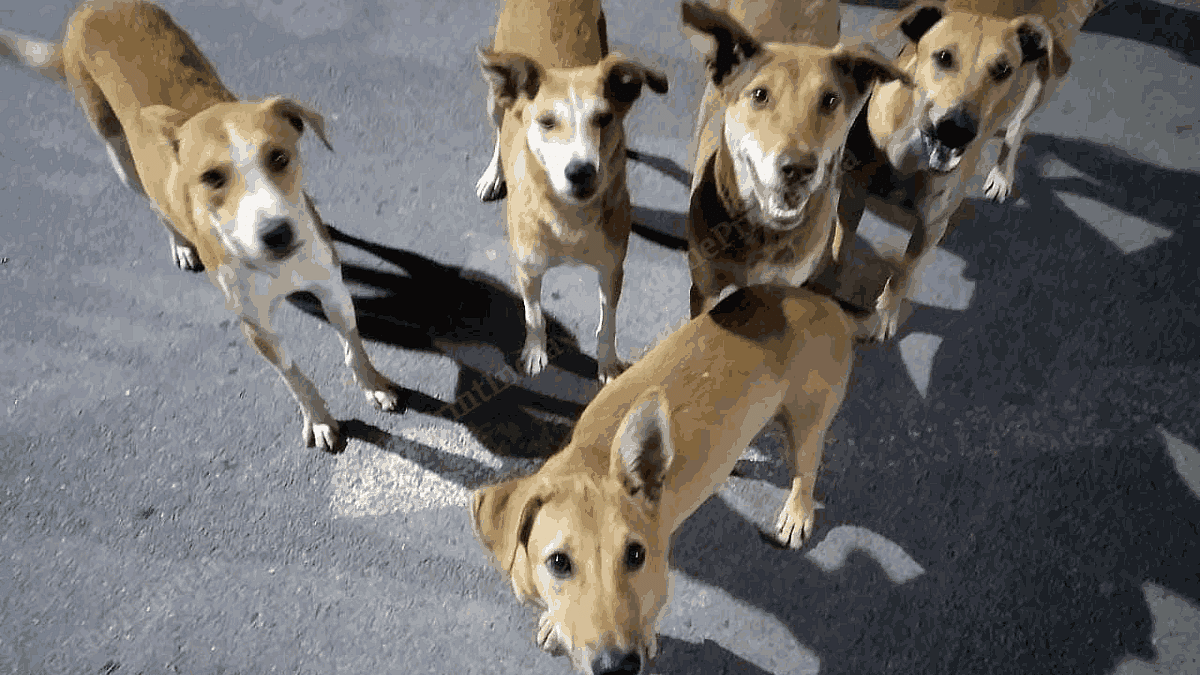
611, 390, 675, 505
1011, 15, 1071, 77
264, 97, 333, 152
471, 476, 547, 604
883, 3, 944, 44
138, 105, 191, 159
680, 0, 761, 87
602, 56, 669, 109
832, 43, 913, 99
478, 48, 543, 110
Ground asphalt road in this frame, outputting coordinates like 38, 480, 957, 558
2, 0, 1199, 673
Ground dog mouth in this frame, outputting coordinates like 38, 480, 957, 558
920, 128, 964, 174
747, 162, 812, 229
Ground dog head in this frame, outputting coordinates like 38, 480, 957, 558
479, 50, 668, 206
472, 391, 676, 675
143, 97, 332, 268
888, 2, 1071, 173
683, 0, 909, 230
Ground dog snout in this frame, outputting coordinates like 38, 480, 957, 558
565, 160, 598, 198
932, 109, 977, 150
591, 649, 642, 675
261, 218, 295, 255
778, 152, 819, 186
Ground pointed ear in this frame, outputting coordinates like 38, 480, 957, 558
263, 97, 333, 152
602, 55, 669, 109
611, 390, 675, 504
471, 476, 547, 604
882, 3, 944, 44
1011, 15, 1071, 77
832, 43, 913, 99
680, 1, 761, 87
478, 48, 543, 109
139, 105, 191, 159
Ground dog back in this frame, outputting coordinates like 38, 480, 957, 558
492, 0, 607, 68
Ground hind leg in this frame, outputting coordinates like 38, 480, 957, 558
475, 88, 507, 202
774, 383, 849, 549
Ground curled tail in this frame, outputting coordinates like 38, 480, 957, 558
0, 28, 65, 83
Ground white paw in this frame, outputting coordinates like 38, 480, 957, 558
536, 612, 567, 656
873, 277, 905, 342
364, 381, 404, 413
520, 336, 549, 378
171, 237, 204, 272
475, 164, 507, 203
302, 415, 341, 452
775, 499, 816, 549
983, 165, 1014, 202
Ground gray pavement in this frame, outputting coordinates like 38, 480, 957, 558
2, 0, 1199, 673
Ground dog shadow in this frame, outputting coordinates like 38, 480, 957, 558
288, 226, 593, 462
664, 133, 1200, 674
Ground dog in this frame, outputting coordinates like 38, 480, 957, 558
473, 284, 857, 675
1, 0, 403, 451
681, 0, 910, 319
836, 0, 1098, 340
476, 0, 668, 383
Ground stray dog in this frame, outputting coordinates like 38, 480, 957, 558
837, 0, 1097, 339
473, 285, 856, 675
477, 0, 668, 383
682, 0, 909, 319
1, 1, 403, 450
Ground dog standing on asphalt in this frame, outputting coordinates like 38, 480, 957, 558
836, 0, 1098, 340
476, 0, 668, 383
681, 0, 909, 319
1, 0, 403, 451
473, 284, 857, 675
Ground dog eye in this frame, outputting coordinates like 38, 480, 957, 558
594, 112, 614, 128
991, 62, 1013, 81
624, 543, 646, 571
537, 114, 557, 131
200, 169, 227, 189
934, 49, 955, 69
268, 149, 290, 172
820, 91, 840, 112
749, 87, 770, 106
547, 552, 573, 578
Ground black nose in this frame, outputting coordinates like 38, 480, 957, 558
565, 160, 598, 197
592, 650, 641, 675
779, 154, 818, 185
933, 110, 977, 149
261, 219, 295, 253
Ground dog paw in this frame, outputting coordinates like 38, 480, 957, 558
598, 358, 628, 385
171, 240, 204, 272
302, 415, 342, 453
365, 383, 406, 413
872, 278, 904, 341
475, 171, 507, 203
983, 166, 1014, 202
535, 612, 567, 657
774, 501, 816, 550
520, 339, 549, 378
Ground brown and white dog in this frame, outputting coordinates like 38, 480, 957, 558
476, 0, 668, 383
473, 284, 856, 675
1, 1, 402, 451
681, 0, 910, 319
836, 0, 1097, 340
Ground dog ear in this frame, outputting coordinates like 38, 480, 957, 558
611, 390, 675, 505
1011, 15, 1071, 77
479, 48, 543, 109
264, 97, 333, 152
139, 105, 191, 159
472, 477, 547, 604
883, 3, 944, 44
832, 43, 913, 99
602, 56, 669, 108
680, 1, 761, 87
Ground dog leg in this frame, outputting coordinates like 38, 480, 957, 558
984, 78, 1043, 202
240, 318, 341, 451
874, 217, 939, 341
687, 252, 723, 319
595, 263, 625, 384
515, 263, 549, 377
475, 89, 507, 202
774, 385, 847, 549
311, 280, 405, 413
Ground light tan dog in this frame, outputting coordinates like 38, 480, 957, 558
473, 284, 856, 675
682, 0, 910, 319
1, 1, 402, 450
477, 0, 668, 383
836, 0, 1097, 339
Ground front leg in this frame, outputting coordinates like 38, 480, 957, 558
772, 384, 847, 549
874, 213, 943, 341
515, 262, 549, 377
475, 88, 507, 202
240, 318, 340, 451
984, 78, 1043, 202
312, 279, 405, 413
595, 261, 626, 384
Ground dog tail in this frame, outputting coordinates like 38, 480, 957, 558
0, 28, 65, 83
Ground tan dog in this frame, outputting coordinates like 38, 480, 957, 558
836, 0, 1097, 339
477, 0, 668, 383
682, 0, 910, 319
473, 285, 856, 675
1, 1, 402, 450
